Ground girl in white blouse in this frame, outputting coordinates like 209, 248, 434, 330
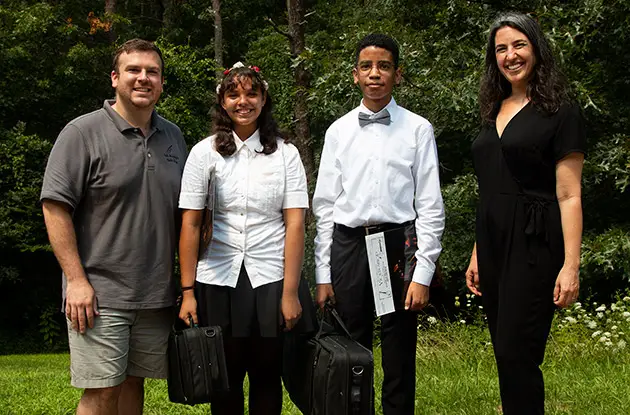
177, 63, 309, 414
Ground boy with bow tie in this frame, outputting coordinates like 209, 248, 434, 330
312, 33, 445, 415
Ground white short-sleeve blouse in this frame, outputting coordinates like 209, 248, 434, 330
179, 130, 309, 288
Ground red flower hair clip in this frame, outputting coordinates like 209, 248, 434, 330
217, 62, 268, 94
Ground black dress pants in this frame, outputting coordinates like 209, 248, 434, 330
330, 224, 418, 415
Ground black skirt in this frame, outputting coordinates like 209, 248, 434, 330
195, 264, 317, 338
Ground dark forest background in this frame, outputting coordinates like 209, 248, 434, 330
0, 0, 628, 352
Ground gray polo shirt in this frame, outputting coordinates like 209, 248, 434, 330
41, 100, 188, 310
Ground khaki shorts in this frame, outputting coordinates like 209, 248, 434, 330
67, 307, 172, 389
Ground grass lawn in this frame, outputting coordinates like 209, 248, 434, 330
1, 310, 629, 414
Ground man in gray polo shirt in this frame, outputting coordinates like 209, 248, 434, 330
41, 39, 187, 415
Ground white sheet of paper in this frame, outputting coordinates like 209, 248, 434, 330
365, 232, 396, 316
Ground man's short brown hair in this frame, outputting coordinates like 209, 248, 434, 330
112, 38, 164, 73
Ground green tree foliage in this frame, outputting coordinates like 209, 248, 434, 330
250, 0, 629, 302
0, 0, 628, 348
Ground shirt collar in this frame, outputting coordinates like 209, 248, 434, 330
358, 97, 398, 123
232, 129, 262, 153
103, 99, 163, 133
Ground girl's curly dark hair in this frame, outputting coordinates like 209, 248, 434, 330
479, 12, 570, 125
212, 66, 283, 156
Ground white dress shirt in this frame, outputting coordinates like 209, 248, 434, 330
179, 130, 309, 288
313, 98, 445, 286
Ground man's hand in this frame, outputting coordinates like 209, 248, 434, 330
66, 278, 99, 333
554, 265, 579, 308
316, 283, 335, 309
404, 282, 429, 311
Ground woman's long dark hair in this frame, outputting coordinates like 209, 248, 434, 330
212, 66, 283, 156
479, 12, 570, 124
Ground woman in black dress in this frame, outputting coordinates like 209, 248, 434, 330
467, 12, 586, 414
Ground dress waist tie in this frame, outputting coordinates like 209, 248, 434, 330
521, 194, 554, 265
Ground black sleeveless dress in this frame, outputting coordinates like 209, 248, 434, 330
471, 102, 586, 363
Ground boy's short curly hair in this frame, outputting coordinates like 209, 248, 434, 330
355, 34, 400, 69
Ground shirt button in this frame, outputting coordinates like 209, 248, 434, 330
147, 153, 152, 158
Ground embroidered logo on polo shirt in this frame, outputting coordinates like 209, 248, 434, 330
164, 145, 179, 164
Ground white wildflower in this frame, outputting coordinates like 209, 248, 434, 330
592, 331, 602, 338
623, 312, 630, 318
599, 337, 608, 343
618, 340, 627, 349
574, 302, 582, 309
586, 320, 597, 329
596, 305, 606, 312
605, 341, 613, 347
459, 319, 466, 324
564, 316, 577, 324
427, 316, 437, 325
611, 304, 619, 311
623, 297, 630, 302
597, 312, 604, 319
603, 332, 611, 337
612, 325, 618, 331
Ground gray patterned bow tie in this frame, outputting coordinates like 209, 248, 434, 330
358, 109, 391, 127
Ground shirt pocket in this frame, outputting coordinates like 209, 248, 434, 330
255, 169, 284, 213
216, 167, 240, 211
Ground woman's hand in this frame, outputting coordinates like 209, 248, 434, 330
553, 265, 579, 308
281, 293, 302, 331
178, 292, 198, 326
466, 249, 482, 296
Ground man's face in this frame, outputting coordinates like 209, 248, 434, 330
111, 50, 163, 110
353, 46, 401, 111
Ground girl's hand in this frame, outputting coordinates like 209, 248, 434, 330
281, 294, 302, 331
178, 292, 198, 326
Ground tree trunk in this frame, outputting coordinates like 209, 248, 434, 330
212, 0, 223, 79
287, 0, 314, 199
105, 0, 116, 43
105, 0, 116, 14
160, 0, 175, 36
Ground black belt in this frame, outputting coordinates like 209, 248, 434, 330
334, 220, 414, 236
